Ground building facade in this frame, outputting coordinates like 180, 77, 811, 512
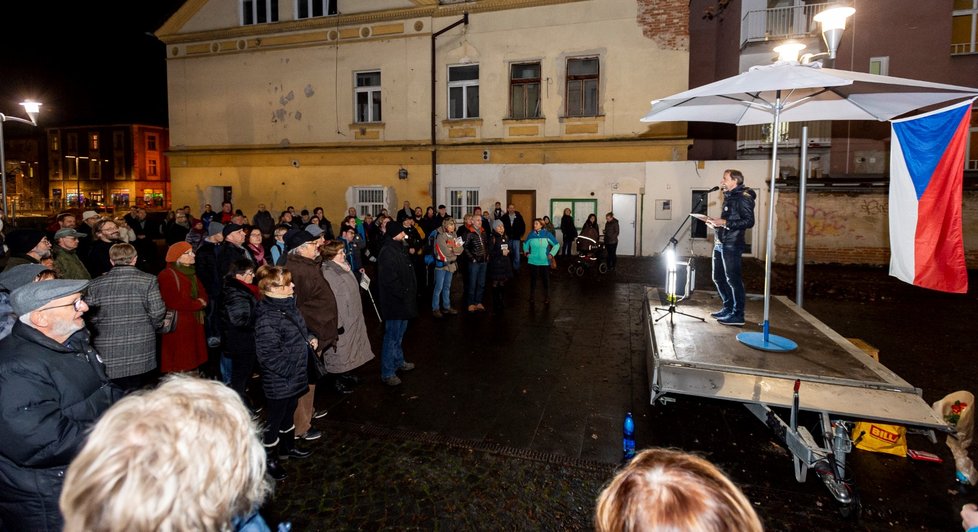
157, 0, 696, 255
45, 124, 171, 211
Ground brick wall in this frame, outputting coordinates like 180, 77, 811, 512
773, 190, 978, 267
636, 0, 690, 51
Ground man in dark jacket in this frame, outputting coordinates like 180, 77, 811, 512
253, 203, 275, 238
195, 222, 224, 348
501, 204, 526, 271
286, 230, 338, 440
377, 225, 418, 386
0, 279, 121, 530
707, 169, 756, 327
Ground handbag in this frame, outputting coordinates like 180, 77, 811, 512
548, 254, 557, 270
307, 345, 327, 382
160, 309, 178, 334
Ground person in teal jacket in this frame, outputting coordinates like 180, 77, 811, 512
522, 219, 558, 304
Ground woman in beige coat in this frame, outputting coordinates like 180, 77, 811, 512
320, 240, 375, 394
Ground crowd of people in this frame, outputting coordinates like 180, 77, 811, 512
0, 199, 638, 530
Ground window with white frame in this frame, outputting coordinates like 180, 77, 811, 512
566, 57, 599, 117
296, 0, 336, 19
869, 56, 889, 76
355, 187, 386, 217
953, 0, 977, 54
148, 159, 158, 177
510, 62, 541, 119
355, 71, 382, 123
447, 188, 479, 220
448, 65, 479, 119
242, 0, 279, 25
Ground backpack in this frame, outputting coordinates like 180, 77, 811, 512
423, 231, 444, 267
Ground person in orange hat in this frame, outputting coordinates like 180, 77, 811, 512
157, 242, 208, 374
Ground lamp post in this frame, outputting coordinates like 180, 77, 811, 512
0, 100, 41, 218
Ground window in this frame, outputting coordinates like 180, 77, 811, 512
510, 62, 541, 119
355, 187, 386, 217
147, 134, 158, 151
355, 71, 382, 123
111, 189, 130, 208
143, 189, 164, 208
89, 133, 99, 150
953, 0, 978, 54
869, 56, 889, 76
90, 158, 101, 180
566, 57, 599, 117
242, 0, 279, 25
297, 0, 336, 19
448, 65, 479, 119
148, 159, 158, 177
115, 155, 126, 178
67, 133, 78, 154
690, 190, 710, 239
113, 131, 125, 150
49, 132, 60, 152
447, 188, 479, 220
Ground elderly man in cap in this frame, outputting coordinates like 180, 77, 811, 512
286, 229, 338, 440
52, 227, 91, 280
2, 229, 53, 271
0, 279, 122, 530
0, 263, 49, 341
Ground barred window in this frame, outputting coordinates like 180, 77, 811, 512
447, 188, 479, 220
355, 187, 386, 217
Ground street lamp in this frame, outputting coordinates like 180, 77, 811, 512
0, 100, 41, 218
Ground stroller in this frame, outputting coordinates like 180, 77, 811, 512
568, 235, 608, 277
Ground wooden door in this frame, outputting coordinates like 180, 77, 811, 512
506, 190, 535, 240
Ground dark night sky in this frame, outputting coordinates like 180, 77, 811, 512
0, 0, 186, 128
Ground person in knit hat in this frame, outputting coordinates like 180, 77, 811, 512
157, 242, 208, 374
2, 229, 52, 272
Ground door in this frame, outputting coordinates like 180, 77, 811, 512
612, 193, 636, 255
205, 186, 231, 212
506, 190, 536, 240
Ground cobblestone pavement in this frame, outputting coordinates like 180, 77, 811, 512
257, 256, 978, 531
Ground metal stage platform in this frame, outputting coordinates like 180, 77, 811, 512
643, 287, 950, 516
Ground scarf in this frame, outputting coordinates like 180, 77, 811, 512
248, 242, 266, 266
172, 263, 205, 324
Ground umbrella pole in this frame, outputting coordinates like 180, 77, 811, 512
737, 90, 797, 353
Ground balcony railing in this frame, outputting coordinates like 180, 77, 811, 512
952, 41, 976, 55
741, 2, 830, 47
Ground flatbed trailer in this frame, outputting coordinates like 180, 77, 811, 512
643, 287, 950, 516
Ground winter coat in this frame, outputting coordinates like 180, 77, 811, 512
716, 184, 757, 248
522, 230, 558, 267
560, 214, 578, 241
253, 209, 275, 236
321, 260, 375, 373
254, 296, 311, 400
463, 227, 489, 263
501, 212, 527, 241
85, 265, 166, 379
52, 246, 91, 280
158, 265, 209, 372
0, 323, 121, 531
434, 227, 462, 273
219, 277, 259, 358
286, 253, 339, 350
488, 232, 514, 281
604, 218, 620, 245
194, 240, 223, 299
378, 236, 418, 321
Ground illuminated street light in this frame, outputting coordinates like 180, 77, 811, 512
0, 100, 42, 217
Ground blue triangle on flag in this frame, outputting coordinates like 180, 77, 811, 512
893, 104, 970, 200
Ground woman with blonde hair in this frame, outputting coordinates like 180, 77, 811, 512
60, 374, 284, 532
595, 448, 763, 532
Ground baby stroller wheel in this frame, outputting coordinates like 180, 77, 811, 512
567, 264, 576, 275
574, 265, 586, 277
598, 263, 609, 274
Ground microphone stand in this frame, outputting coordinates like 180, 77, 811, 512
654, 191, 711, 324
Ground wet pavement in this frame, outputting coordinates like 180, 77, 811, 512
258, 256, 978, 531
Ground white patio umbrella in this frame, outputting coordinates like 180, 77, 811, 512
641, 61, 978, 352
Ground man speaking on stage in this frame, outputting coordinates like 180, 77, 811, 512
706, 169, 756, 327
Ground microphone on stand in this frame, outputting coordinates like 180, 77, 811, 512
706, 186, 720, 193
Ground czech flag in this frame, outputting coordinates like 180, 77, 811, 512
888, 99, 973, 293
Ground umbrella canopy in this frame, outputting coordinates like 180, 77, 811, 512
640, 61, 978, 352
641, 62, 978, 125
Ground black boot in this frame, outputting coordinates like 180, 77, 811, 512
279, 427, 313, 460
265, 444, 287, 480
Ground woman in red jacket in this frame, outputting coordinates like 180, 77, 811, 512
157, 242, 209, 373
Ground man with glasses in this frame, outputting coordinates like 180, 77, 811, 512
0, 279, 121, 530
85, 243, 166, 393
2, 229, 52, 271
85, 219, 123, 278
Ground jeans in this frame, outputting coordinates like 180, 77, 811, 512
509, 239, 521, 269
263, 394, 299, 452
220, 354, 233, 385
605, 243, 618, 270
381, 319, 409, 378
712, 243, 745, 317
432, 268, 454, 310
561, 236, 575, 256
529, 265, 550, 299
466, 262, 487, 306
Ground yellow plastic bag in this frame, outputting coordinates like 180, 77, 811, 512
852, 421, 908, 457
933, 391, 976, 485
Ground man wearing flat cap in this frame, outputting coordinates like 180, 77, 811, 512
52, 228, 91, 280
2, 229, 53, 272
0, 279, 121, 530
217, 222, 252, 283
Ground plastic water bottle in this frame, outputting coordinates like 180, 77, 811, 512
623, 412, 636, 461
